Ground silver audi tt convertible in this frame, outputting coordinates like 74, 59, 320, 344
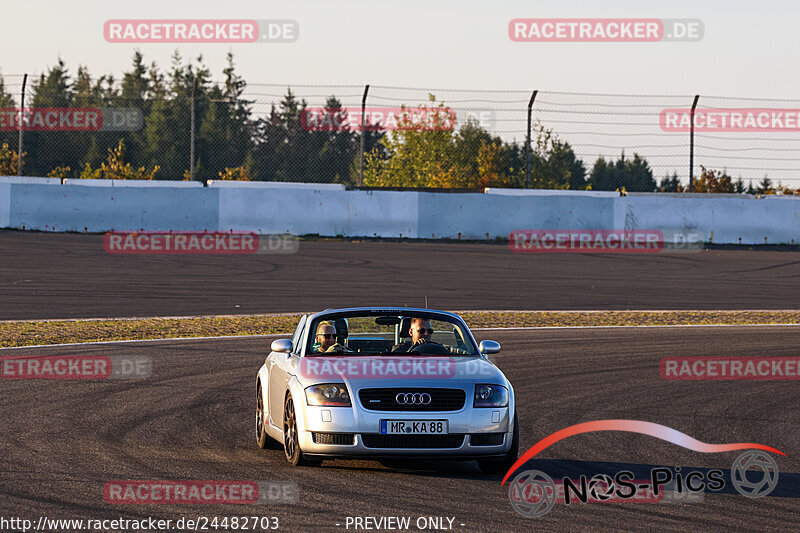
255, 307, 518, 472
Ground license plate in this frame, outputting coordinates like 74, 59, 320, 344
380, 420, 448, 435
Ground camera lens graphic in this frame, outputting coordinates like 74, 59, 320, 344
731, 451, 779, 498
508, 470, 557, 518
587, 474, 616, 501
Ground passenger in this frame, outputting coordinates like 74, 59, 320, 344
312, 321, 351, 354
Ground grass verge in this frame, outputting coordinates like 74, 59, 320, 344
1, 310, 799, 348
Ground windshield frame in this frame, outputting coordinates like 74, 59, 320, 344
302, 308, 480, 357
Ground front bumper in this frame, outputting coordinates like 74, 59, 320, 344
297, 391, 513, 457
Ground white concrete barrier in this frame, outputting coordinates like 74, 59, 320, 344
1, 180, 799, 244
418, 192, 616, 239
9, 184, 218, 232
485, 188, 619, 198
207, 180, 345, 190
0, 176, 62, 185
63, 178, 203, 188
618, 194, 800, 245
218, 188, 417, 236
0, 183, 10, 229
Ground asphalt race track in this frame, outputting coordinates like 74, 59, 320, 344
1, 327, 799, 531
1, 232, 800, 320
1, 233, 799, 531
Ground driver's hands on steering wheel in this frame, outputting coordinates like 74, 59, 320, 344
409, 338, 434, 350
408, 341, 449, 354
325, 343, 351, 353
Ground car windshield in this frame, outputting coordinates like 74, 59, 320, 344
305, 311, 479, 356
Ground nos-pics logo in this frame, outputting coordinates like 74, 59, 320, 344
501, 420, 783, 518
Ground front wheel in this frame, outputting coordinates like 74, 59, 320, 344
283, 394, 322, 467
477, 413, 519, 475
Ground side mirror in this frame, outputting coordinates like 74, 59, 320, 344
271, 339, 293, 354
479, 340, 501, 355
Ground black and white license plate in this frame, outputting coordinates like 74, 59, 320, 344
380, 420, 448, 435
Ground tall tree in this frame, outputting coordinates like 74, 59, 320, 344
311, 96, 358, 184
589, 152, 656, 192
363, 96, 460, 187
118, 51, 150, 168
26, 59, 73, 175
0, 73, 14, 107
530, 135, 585, 190
0, 72, 17, 150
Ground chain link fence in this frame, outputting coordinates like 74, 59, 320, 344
2, 73, 800, 192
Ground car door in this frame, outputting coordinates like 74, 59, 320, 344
268, 315, 306, 427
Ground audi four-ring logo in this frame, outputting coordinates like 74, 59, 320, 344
395, 393, 432, 405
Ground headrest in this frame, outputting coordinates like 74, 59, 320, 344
398, 317, 413, 339
332, 318, 348, 345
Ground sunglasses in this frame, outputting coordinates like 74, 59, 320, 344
414, 328, 434, 334
318, 333, 336, 339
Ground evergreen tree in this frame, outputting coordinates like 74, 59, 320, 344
0, 72, 17, 151
589, 152, 656, 192
659, 172, 682, 192
26, 59, 73, 175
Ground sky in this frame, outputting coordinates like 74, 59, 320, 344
1, 0, 797, 97
2, 0, 799, 184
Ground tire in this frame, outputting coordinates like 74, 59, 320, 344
477, 413, 519, 475
256, 382, 282, 450
283, 394, 322, 467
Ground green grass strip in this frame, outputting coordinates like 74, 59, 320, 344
1, 310, 799, 348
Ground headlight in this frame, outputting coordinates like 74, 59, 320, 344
474, 384, 508, 408
305, 384, 351, 406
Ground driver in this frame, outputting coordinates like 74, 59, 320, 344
391, 318, 466, 354
312, 321, 352, 354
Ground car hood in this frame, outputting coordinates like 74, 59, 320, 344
292, 355, 507, 387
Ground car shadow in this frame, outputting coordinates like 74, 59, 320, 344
315, 458, 507, 481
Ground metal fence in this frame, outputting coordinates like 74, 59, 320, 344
2, 74, 800, 192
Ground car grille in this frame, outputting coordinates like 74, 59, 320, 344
361, 434, 466, 449
312, 432, 355, 445
470, 433, 505, 446
358, 388, 466, 412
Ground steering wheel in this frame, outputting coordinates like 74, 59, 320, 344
408, 342, 449, 355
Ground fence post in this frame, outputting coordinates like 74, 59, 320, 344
525, 90, 538, 189
689, 94, 699, 192
359, 84, 370, 187
18, 74, 27, 176
189, 77, 198, 181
